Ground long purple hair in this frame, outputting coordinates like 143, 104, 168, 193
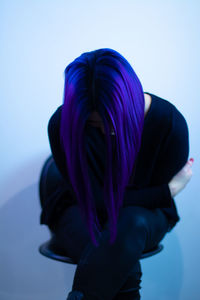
60, 48, 145, 247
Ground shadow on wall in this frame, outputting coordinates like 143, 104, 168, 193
0, 161, 183, 300
0, 182, 75, 300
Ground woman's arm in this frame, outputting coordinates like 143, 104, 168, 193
123, 183, 173, 208
123, 106, 190, 209
168, 158, 193, 197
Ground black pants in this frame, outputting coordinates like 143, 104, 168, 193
50, 204, 172, 300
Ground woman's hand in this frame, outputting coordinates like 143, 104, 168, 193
168, 158, 194, 197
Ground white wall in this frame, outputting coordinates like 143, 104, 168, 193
0, 0, 199, 299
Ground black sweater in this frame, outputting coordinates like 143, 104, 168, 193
40, 92, 190, 231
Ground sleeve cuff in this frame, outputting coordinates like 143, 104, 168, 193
161, 183, 173, 208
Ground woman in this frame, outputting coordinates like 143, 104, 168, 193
42, 48, 194, 300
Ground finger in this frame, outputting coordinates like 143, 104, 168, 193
188, 159, 194, 166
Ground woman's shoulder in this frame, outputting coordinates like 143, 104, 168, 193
150, 93, 188, 127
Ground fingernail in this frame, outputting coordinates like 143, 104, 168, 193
190, 158, 194, 162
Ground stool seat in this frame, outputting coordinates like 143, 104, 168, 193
39, 238, 164, 264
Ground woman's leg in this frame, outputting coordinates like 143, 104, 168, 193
111, 260, 142, 300
112, 208, 170, 300
51, 205, 170, 300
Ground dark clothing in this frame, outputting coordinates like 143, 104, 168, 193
51, 204, 171, 300
40, 92, 190, 231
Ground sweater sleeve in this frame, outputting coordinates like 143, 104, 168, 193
123, 183, 173, 208
123, 106, 189, 209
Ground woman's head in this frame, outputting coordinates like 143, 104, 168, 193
87, 110, 115, 134
60, 48, 145, 246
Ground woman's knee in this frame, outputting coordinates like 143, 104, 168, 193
118, 206, 149, 233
